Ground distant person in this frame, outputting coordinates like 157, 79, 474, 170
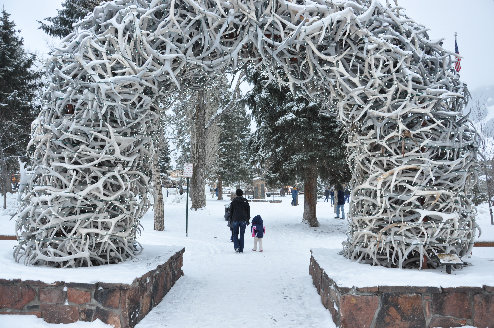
335, 184, 345, 220
251, 215, 265, 252
324, 188, 330, 202
225, 204, 234, 242
11, 176, 18, 190
344, 187, 350, 203
330, 188, 334, 205
291, 186, 298, 206
228, 189, 250, 253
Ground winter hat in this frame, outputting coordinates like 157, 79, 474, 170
236, 189, 243, 196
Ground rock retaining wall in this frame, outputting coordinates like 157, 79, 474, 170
310, 253, 493, 328
0, 248, 184, 327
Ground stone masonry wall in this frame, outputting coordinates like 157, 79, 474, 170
0, 248, 184, 328
310, 254, 494, 328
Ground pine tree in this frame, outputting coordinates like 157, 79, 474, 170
149, 104, 172, 231
165, 73, 246, 206
169, 95, 192, 170
0, 9, 41, 208
215, 99, 252, 200
39, 0, 106, 38
245, 69, 350, 226
158, 135, 171, 176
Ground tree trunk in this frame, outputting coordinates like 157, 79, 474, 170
485, 157, 494, 225
217, 177, 223, 200
2, 175, 6, 209
303, 166, 319, 227
190, 89, 207, 210
151, 142, 164, 231
1, 160, 6, 209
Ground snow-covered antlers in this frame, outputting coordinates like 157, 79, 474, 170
15, 0, 478, 268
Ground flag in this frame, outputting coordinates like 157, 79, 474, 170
454, 37, 461, 72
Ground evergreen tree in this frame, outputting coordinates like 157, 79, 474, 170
245, 68, 350, 226
150, 103, 172, 231
158, 136, 171, 176
0, 9, 41, 208
165, 73, 247, 204
167, 93, 192, 171
153, 96, 173, 177
39, 0, 106, 38
215, 100, 252, 199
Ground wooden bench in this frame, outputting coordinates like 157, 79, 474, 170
437, 253, 464, 274
474, 241, 494, 247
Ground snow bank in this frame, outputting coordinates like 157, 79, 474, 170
476, 202, 494, 241
0, 316, 111, 328
311, 248, 494, 288
0, 193, 18, 235
0, 241, 183, 284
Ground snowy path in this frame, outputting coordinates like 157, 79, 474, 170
135, 195, 344, 328
1, 193, 494, 328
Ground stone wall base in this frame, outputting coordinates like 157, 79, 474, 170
0, 248, 184, 328
310, 253, 494, 328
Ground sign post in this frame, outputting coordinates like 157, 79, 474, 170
183, 163, 193, 237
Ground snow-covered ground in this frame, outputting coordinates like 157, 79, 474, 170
477, 202, 494, 241
0, 191, 493, 328
0, 194, 18, 236
0, 316, 110, 328
0, 242, 183, 284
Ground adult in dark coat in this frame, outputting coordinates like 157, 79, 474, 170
335, 184, 346, 219
228, 188, 250, 253
324, 188, 330, 202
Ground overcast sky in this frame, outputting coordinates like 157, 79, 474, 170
1, 0, 493, 91
1, 0, 63, 59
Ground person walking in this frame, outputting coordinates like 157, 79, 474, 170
291, 186, 298, 206
228, 188, 250, 253
344, 187, 350, 203
251, 215, 265, 252
324, 188, 330, 202
335, 184, 345, 219
330, 188, 335, 205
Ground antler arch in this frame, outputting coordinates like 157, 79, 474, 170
15, 0, 478, 268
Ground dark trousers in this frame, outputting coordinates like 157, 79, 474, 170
232, 221, 246, 251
